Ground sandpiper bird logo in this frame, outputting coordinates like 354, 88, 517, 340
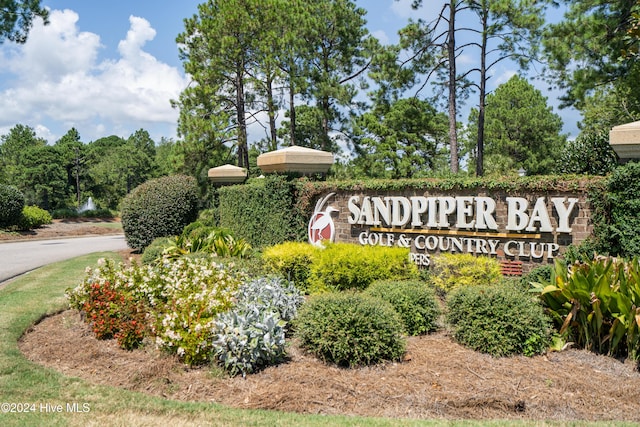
308, 192, 338, 247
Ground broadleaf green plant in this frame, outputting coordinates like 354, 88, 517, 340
531, 256, 640, 360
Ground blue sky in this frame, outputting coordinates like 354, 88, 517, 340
0, 0, 579, 146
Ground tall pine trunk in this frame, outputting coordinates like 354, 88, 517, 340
476, 6, 488, 177
289, 70, 297, 146
447, 0, 459, 173
236, 65, 249, 169
266, 72, 278, 151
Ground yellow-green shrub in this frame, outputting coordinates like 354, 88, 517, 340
262, 242, 319, 293
308, 243, 418, 292
431, 253, 502, 293
14, 205, 52, 230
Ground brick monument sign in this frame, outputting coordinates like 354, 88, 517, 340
308, 187, 594, 275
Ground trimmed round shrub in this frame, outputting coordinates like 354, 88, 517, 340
446, 284, 551, 357
262, 242, 319, 293
121, 175, 199, 251
431, 253, 502, 293
14, 205, 53, 230
295, 292, 406, 367
0, 184, 25, 227
365, 280, 441, 336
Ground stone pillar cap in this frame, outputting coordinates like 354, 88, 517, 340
207, 164, 248, 183
257, 145, 334, 173
610, 121, 640, 159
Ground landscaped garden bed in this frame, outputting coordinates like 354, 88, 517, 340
19, 306, 640, 422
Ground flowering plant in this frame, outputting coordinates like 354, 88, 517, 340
150, 258, 242, 365
67, 255, 244, 362
73, 280, 147, 350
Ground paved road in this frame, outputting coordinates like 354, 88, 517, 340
0, 235, 129, 283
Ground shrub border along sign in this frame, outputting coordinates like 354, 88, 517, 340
307, 185, 595, 274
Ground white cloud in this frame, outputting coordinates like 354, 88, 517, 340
389, 0, 434, 22
9, 10, 101, 82
492, 70, 517, 87
390, 0, 417, 19
0, 9, 188, 143
34, 124, 55, 142
372, 30, 390, 46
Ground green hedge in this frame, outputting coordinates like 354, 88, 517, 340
262, 242, 318, 293
218, 175, 305, 248
591, 162, 640, 258
308, 243, 418, 292
430, 253, 502, 293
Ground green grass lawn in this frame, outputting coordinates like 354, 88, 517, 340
0, 252, 634, 427
93, 222, 123, 230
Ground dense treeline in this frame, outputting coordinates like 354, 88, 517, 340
0, 125, 184, 212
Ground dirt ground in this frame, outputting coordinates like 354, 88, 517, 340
0, 218, 123, 241
12, 221, 640, 422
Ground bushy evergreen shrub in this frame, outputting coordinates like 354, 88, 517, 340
262, 242, 319, 293
446, 284, 551, 357
365, 280, 441, 336
218, 175, 305, 247
431, 253, 502, 293
79, 208, 114, 218
308, 243, 418, 292
0, 184, 25, 227
519, 264, 552, 290
563, 240, 599, 264
141, 236, 174, 264
591, 162, 640, 258
14, 205, 53, 230
51, 208, 79, 219
295, 292, 406, 367
120, 175, 199, 251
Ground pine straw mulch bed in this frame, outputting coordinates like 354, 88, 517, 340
19, 309, 640, 423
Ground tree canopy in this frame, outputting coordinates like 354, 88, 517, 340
466, 75, 565, 176
543, 0, 638, 110
0, 0, 48, 44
